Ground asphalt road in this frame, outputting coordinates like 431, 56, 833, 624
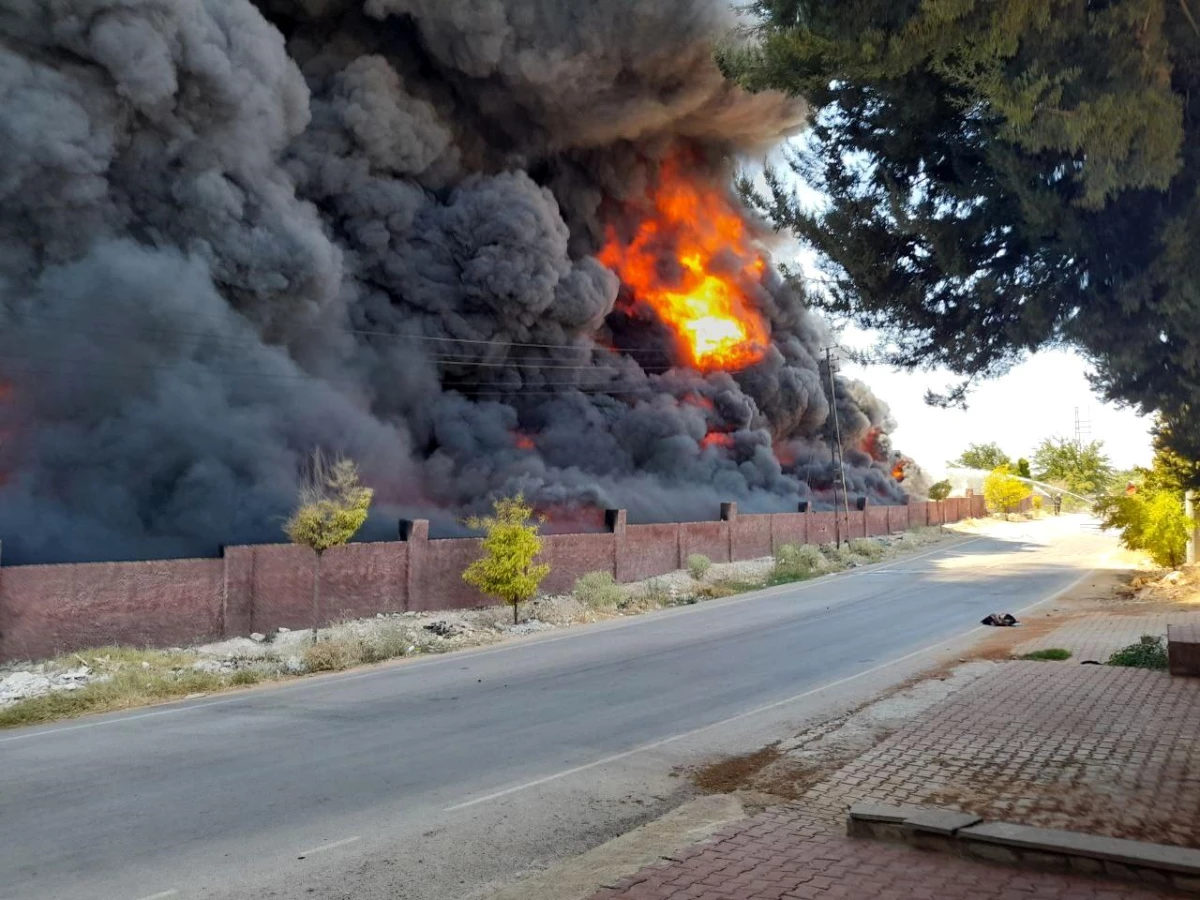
0, 518, 1113, 900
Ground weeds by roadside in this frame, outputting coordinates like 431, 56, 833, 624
1107, 635, 1169, 670
1020, 648, 1072, 661
0, 647, 252, 728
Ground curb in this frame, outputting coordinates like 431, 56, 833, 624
849, 803, 1200, 895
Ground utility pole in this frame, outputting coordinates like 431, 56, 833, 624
1073, 406, 1091, 450
824, 346, 852, 548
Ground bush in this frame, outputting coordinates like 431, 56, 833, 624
1107, 635, 1169, 670
1019, 648, 1071, 661
1031, 495, 1044, 511
774, 543, 824, 581
849, 538, 886, 560
574, 570, 623, 609
820, 542, 857, 566
638, 578, 671, 607
687, 553, 712, 580
359, 625, 413, 663
1097, 489, 1191, 567
230, 669, 262, 686
302, 639, 359, 672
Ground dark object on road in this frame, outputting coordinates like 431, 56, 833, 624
1081, 660, 1101, 665
981, 613, 1018, 627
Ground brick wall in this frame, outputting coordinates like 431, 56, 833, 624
0, 496, 986, 661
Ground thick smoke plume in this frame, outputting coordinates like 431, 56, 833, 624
0, 0, 909, 564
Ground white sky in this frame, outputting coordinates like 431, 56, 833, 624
837, 337, 1154, 477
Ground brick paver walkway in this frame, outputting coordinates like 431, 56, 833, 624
1014, 610, 1200, 664
586, 657, 1200, 900
801, 663, 1200, 847
590, 808, 1181, 900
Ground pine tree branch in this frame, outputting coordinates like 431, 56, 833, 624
1181, 0, 1200, 37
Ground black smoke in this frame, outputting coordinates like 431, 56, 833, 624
0, 0, 908, 564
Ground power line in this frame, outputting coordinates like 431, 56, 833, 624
0, 354, 664, 397
0, 310, 682, 360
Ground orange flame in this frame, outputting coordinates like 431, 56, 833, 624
512, 432, 536, 451
701, 431, 734, 450
598, 158, 769, 372
891, 458, 908, 482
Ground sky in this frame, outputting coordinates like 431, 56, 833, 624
837, 337, 1154, 478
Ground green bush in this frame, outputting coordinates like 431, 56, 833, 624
230, 669, 262, 685
773, 543, 824, 581
1097, 490, 1190, 567
849, 538, 886, 560
574, 570, 623, 609
1020, 648, 1071, 661
687, 553, 712, 580
1107, 635, 1169, 670
638, 578, 671, 607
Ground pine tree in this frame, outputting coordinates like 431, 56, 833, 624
721, 0, 1200, 461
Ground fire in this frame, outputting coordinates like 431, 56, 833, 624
598, 157, 770, 372
701, 431, 734, 450
512, 432, 536, 451
891, 457, 909, 483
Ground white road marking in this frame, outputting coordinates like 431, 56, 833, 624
297, 835, 361, 857
134, 891, 179, 900
443, 566, 1096, 813
0, 535, 988, 746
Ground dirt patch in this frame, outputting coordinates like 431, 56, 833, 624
683, 662, 999, 810
688, 743, 783, 794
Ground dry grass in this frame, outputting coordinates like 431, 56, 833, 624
0, 652, 235, 728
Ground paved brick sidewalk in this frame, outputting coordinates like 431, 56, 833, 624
800, 663, 1200, 848
586, 658, 1200, 900
1014, 610, 1200, 663
589, 808, 1181, 900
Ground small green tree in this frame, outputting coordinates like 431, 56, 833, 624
1016, 458, 1032, 480
983, 465, 1030, 518
927, 480, 952, 502
285, 451, 374, 642
463, 494, 551, 624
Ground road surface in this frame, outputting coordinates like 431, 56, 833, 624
0, 518, 1113, 900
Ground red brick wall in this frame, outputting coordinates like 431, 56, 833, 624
771, 513, 808, 550
808, 512, 837, 546
0, 494, 992, 661
415, 537, 487, 611
732, 515, 773, 560
867, 507, 890, 537
539, 533, 615, 593
0, 558, 223, 662
620, 524, 680, 581
679, 521, 729, 563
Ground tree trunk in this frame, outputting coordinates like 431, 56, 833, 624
312, 550, 322, 644
513, 600, 519, 625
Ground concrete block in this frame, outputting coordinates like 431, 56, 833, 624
847, 803, 924, 824
902, 810, 982, 836
960, 821, 1200, 876
962, 842, 1020, 865
1168, 623, 1200, 677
